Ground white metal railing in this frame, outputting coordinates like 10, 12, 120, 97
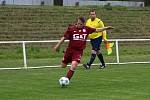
0, 39, 150, 70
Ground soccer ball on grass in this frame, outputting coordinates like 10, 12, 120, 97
59, 77, 69, 86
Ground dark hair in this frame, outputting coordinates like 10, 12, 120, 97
89, 9, 96, 14
77, 16, 85, 23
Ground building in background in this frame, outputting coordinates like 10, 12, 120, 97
0, 0, 53, 6
0, 0, 146, 7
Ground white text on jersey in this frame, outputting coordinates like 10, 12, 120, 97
73, 34, 87, 40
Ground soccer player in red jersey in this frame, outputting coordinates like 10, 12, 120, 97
53, 17, 113, 81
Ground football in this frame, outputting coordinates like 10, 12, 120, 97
59, 77, 69, 86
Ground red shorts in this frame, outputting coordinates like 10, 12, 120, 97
62, 48, 83, 64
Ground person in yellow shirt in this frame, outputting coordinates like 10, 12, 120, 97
83, 10, 108, 69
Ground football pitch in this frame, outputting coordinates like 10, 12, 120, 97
0, 64, 150, 100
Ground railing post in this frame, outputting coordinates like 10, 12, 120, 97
115, 40, 120, 64
22, 42, 27, 69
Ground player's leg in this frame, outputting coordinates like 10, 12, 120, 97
96, 37, 106, 69
66, 61, 78, 80
97, 50, 106, 69
61, 62, 67, 68
61, 48, 71, 68
83, 50, 96, 69
83, 37, 101, 69
66, 50, 82, 80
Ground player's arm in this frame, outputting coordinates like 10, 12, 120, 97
53, 37, 65, 51
95, 26, 114, 33
99, 20, 107, 42
54, 26, 71, 51
96, 26, 114, 46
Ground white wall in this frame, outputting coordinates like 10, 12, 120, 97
0, 0, 144, 7
63, 0, 144, 7
14, 0, 32, 5
63, 0, 79, 6
0, 0, 13, 4
80, 1, 144, 7
0, 0, 53, 5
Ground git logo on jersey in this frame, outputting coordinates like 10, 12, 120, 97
73, 34, 87, 40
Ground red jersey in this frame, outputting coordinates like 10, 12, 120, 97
64, 25, 96, 50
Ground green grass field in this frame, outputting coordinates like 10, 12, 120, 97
0, 42, 150, 100
0, 64, 150, 100
0, 5, 150, 100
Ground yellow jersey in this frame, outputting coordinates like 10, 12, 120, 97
86, 18, 107, 40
